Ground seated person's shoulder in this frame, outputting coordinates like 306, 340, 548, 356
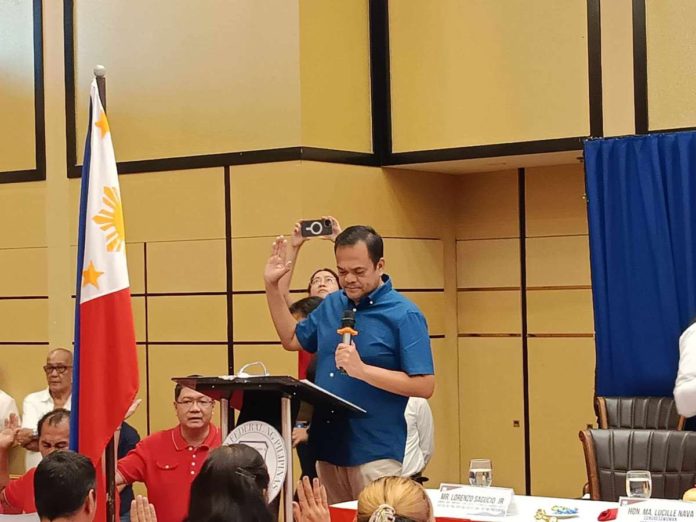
22, 389, 47, 402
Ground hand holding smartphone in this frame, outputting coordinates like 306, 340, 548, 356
300, 218, 334, 238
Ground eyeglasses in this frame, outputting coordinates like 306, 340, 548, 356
175, 398, 214, 409
43, 365, 72, 375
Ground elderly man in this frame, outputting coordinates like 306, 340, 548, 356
34, 451, 96, 522
264, 225, 435, 503
17, 348, 73, 470
0, 408, 70, 513
116, 383, 220, 522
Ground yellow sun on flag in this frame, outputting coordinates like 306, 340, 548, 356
92, 186, 126, 252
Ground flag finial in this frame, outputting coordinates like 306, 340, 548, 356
93, 64, 106, 78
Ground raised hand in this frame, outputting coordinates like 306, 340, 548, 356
130, 495, 157, 522
292, 476, 330, 522
290, 222, 308, 248
264, 236, 292, 286
0, 414, 20, 450
323, 216, 342, 242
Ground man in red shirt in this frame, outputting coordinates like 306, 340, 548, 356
0, 408, 70, 514
116, 383, 220, 522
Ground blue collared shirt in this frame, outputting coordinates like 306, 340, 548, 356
295, 275, 434, 466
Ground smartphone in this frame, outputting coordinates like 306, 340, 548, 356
300, 218, 333, 238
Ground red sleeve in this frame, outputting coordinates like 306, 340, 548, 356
4, 468, 36, 513
117, 441, 148, 484
298, 351, 312, 380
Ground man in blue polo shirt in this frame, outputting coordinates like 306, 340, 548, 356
264, 224, 435, 503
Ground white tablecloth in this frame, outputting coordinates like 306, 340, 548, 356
332, 490, 618, 521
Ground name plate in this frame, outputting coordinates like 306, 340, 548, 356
618, 497, 696, 522
437, 483, 514, 516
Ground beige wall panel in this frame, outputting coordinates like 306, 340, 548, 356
232, 237, 444, 293
528, 338, 596, 497
300, 0, 372, 152
373, 169, 454, 239
231, 162, 453, 240
232, 236, 336, 293
526, 165, 588, 237
0, 300, 48, 342
148, 296, 227, 342
71, 169, 225, 243
0, 345, 53, 475
74, 0, 301, 162
456, 171, 519, 240
0, 248, 47, 296
0, 0, 35, 172
127, 243, 145, 295
384, 239, 444, 289
426, 338, 459, 485
458, 338, 525, 493
646, 0, 696, 130
401, 292, 445, 337
233, 294, 275, 343
458, 291, 521, 334
600, 0, 636, 136
230, 163, 301, 238
0, 184, 45, 248
148, 345, 227, 434
232, 237, 274, 292
390, 0, 589, 152
234, 344, 296, 378
526, 236, 591, 287
132, 296, 146, 343
148, 240, 226, 294
457, 239, 520, 288
527, 289, 594, 335
127, 344, 149, 438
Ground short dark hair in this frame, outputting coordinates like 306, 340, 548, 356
37, 408, 70, 436
305, 268, 341, 294
174, 375, 204, 401
34, 451, 95, 520
186, 444, 273, 522
289, 296, 323, 319
334, 225, 383, 265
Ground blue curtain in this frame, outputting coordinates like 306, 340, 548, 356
584, 132, 696, 396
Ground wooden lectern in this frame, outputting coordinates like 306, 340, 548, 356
172, 375, 366, 521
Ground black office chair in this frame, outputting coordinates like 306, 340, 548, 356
579, 429, 696, 501
595, 397, 685, 430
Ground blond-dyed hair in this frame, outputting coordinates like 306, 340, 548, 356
357, 476, 434, 522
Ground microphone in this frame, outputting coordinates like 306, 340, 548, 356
336, 309, 358, 374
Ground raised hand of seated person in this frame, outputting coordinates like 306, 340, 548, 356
0, 414, 20, 450
131, 495, 157, 522
292, 476, 330, 522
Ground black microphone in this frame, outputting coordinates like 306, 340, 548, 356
336, 309, 358, 374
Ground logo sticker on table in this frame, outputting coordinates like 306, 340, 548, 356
224, 421, 288, 502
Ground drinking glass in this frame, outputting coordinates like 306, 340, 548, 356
469, 459, 493, 487
626, 470, 652, 498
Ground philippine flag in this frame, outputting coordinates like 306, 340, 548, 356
71, 79, 139, 520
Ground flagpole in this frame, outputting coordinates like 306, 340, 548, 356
94, 63, 117, 522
